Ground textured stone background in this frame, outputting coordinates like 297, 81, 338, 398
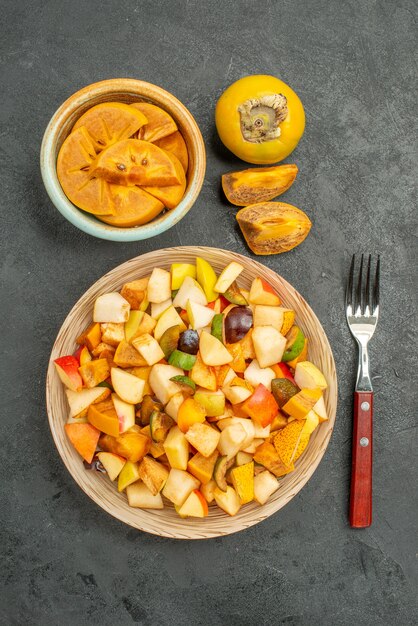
1, 0, 417, 624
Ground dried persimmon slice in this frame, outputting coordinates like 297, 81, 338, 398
57, 126, 115, 215
154, 131, 188, 173
73, 102, 147, 151
143, 152, 186, 209
91, 139, 182, 187
131, 102, 177, 142
97, 186, 164, 227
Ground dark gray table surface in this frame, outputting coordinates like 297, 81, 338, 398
1, 1, 417, 624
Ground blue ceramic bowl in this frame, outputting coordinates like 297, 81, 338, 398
40, 79, 206, 241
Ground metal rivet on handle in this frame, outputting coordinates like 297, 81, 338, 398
360, 437, 369, 447
361, 402, 370, 411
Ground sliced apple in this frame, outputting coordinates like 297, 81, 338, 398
253, 470, 279, 505
125, 311, 144, 342
236, 451, 254, 466
186, 301, 216, 330
217, 417, 255, 450
112, 393, 135, 433
214, 262, 244, 293
196, 257, 218, 302
138, 456, 169, 494
302, 410, 320, 435
93, 292, 130, 323
163, 425, 189, 470
194, 389, 225, 417
249, 278, 281, 306
129, 312, 157, 341
150, 298, 172, 320
199, 331, 233, 366
147, 267, 171, 303
253, 305, 286, 332
54, 356, 83, 391
294, 361, 328, 391
214, 485, 241, 516
154, 306, 186, 341
252, 326, 287, 368
65, 387, 110, 418
178, 490, 208, 517
201, 479, 217, 503
313, 395, 328, 422
97, 451, 126, 481
149, 363, 184, 405
162, 468, 200, 506
172, 275, 207, 308
165, 392, 184, 422
126, 481, 164, 509
184, 423, 220, 457
244, 359, 276, 391
117, 460, 141, 492
111, 368, 145, 404
223, 384, 253, 404
132, 333, 165, 366
218, 423, 247, 459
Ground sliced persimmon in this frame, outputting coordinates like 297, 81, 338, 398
131, 102, 177, 142
73, 102, 147, 151
57, 126, 115, 215
97, 186, 164, 227
91, 139, 182, 187
154, 131, 188, 173
143, 152, 186, 209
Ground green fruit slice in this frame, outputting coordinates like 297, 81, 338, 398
170, 375, 196, 394
168, 349, 197, 370
211, 313, 224, 342
196, 257, 218, 302
159, 325, 180, 359
282, 326, 305, 362
213, 455, 229, 492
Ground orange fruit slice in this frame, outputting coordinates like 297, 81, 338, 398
131, 102, 177, 142
97, 186, 164, 227
57, 126, 115, 215
91, 139, 183, 187
143, 152, 186, 209
154, 131, 188, 173
73, 102, 147, 151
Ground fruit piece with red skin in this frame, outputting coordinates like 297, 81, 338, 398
241, 384, 279, 427
65, 423, 100, 463
272, 362, 296, 384
54, 356, 83, 391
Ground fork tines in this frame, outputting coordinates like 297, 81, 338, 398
346, 254, 380, 317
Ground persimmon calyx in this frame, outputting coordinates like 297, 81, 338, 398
238, 94, 288, 143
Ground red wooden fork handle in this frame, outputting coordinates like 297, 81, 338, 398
349, 391, 373, 527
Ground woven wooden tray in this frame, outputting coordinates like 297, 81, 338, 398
46, 246, 338, 539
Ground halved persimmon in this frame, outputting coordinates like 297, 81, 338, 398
130, 102, 177, 142
91, 139, 183, 187
57, 126, 115, 215
97, 186, 164, 228
154, 131, 188, 173
143, 152, 186, 209
73, 102, 147, 151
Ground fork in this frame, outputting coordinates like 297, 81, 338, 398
345, 254, 380, 528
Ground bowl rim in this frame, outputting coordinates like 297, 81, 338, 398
46, 246, 338, 539
40, 78, 206, 241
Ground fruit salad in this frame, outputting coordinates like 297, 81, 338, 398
54, 258, 328, 518
57, 101, 188, 227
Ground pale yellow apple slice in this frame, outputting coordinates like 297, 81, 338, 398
154, 306, 186, 341
184, 423, 220, 458
132, 333, 165, 366
172, 276, 207, 308
65, 387, 110, 418
186, 301, 215, 330
294, 361, 328, 390
93, 292, 130, 323
214, 262, 244, 293
199, 331, 233, 366
217, 418, 254, 450
126, 482, 164, 509
252, 326, 287, 368
218, 423, 247, 459
244, 359, 275, 390
253, 306, 285, 332
163, 426, 189, 470
97, 452, 126, 481
111, 393, 135, 433
150, 299, 172, 321
214, 485, 241, 516
147, 268, 172, 303
302, 410, 320, 435
254, 471, 279, 505
111, 368, 145, 404
162, 468, 200, 506
178, 490, 208, 518
148, 364, 184, 405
